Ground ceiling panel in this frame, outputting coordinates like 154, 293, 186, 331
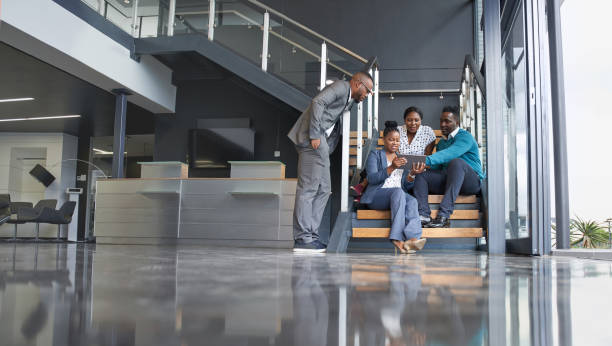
0, 42, 155, 136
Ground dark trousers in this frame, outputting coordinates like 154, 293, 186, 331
413, 158, 481, 218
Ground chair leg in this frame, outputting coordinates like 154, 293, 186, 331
35, 223, 40, 241
57, 225, 61, 240
13, 224, 17, 240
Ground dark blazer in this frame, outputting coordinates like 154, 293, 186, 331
287, 80, 352, 153
360, 149, 414, 205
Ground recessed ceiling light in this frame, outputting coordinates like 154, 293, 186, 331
93, 148, 127, 155
0, 115, 81, 122
0, 97, 35, 103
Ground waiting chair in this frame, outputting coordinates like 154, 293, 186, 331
14, 200, 57, 240
0, 194, 9, 225
7, 202, 33, 239
33, 201, 77, 240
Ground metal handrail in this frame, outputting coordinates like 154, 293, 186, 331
246, 0, 369, 64
379, 89, 460, 94
176, 11, 354, 77
463, 55, 486, 97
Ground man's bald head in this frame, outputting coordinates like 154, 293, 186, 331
352, 71, 373, 85
349, 71, 374, 103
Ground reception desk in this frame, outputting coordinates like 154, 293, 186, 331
94, 177, 296, 247
94, 162, 296, 247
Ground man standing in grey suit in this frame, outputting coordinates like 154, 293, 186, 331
288, 72, 374, 252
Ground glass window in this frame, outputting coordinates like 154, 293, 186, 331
502, 2, 530, 240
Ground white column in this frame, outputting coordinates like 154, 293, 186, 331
374, 68, 379, 133
208, 0, 216, 40
356, 102, 363, 169
98, 0, 105, 15
367, 98, 372, 140
261, 12, 269, 71
167, 0, 176, 36
320, 42, 327, 90
341, 110, 350, 212
476, 86, 483, 146
130, 0, 140, 38
366, 68, 373, 141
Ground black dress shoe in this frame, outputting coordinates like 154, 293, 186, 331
428, 216, 450, 228
420, 216, 431, 227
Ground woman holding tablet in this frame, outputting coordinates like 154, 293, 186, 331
352, 106, 437, 198
360, 121, 427, 254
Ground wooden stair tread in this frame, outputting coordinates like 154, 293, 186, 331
357, 209, 479, 220
349, 138, 385, 146
352, 227, 484, 238
350, 147, 382, 155
429, 195, 477, 203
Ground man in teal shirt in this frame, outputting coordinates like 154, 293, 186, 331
412, 106, 484, 228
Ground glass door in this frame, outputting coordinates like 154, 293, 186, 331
501, 0, 552, 255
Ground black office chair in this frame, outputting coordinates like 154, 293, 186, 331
15, 200, 58, 240
7, 202, 33, 239
34, 201, 77, 240
0, 194, 10, 225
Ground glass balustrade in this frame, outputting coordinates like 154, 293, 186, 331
81, 0, 371, 98
210, 0, 264, 67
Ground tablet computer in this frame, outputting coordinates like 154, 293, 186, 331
396, 154, 426, 170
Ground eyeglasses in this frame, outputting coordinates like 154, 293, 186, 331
359, 80, 373, 94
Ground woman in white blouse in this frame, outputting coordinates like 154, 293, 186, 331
360, 121, 427, 253
398, 106, 437, 156
352, 106, 437, 198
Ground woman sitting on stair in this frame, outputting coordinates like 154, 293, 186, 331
359, 121, 428, 253
352, 106, 437, 201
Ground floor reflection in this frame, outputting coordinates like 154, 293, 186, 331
0, 244, 610, 345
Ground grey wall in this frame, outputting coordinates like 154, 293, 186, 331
259, 0, 474, 91
257, 0, 471, 128
377, 94, 460, 129
154, 77, 300, 178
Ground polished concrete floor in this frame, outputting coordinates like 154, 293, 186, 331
0, 244, 611, 345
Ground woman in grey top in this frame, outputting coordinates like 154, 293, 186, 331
352, 106, 437, 199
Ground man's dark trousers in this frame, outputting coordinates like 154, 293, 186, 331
413, 158, 481, 218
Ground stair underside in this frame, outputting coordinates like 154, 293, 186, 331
135, 35, 311, 111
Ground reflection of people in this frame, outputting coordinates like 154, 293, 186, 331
21, 301, 48, 340
380, 269, 422, 346
288, 72, 374, 253
413, 106, 484, 227
360, 121, 427, 253
292, 257, 329, 346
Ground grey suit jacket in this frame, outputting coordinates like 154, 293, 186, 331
287, 80, 352, 153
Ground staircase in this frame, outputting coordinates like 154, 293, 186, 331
345, 131, 486, 251
132, 0, 373, 112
